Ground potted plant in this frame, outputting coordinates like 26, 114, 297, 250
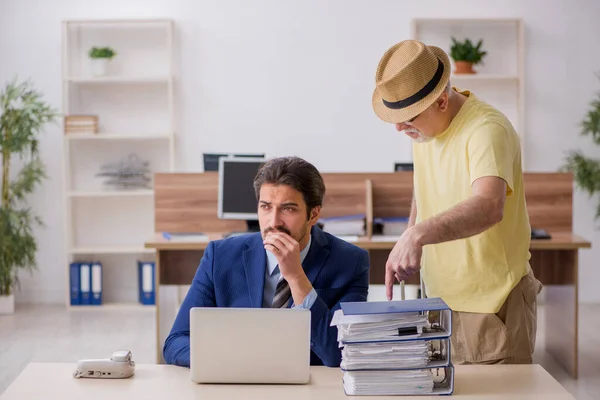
0, 78, 58, 314
449, 37, 487, 74
563, 74, 600, 221
88, 46, 117, 77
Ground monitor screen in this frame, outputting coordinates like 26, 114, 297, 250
218, 157, 267, 220
203, 153, 265, 172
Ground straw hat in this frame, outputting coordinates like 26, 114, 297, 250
372, 40, 451, 123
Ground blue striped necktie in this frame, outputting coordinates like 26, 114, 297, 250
272, 275, 291, 308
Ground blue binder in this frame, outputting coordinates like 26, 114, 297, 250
69, 262, 80, 305
340, 337, 452, 371
91, 261, 103, 305
342, 364, 455, 396
137, 261, 155, 305
339, 297, 452, 343
79, 262, 92, 305
341, 297, 450, 315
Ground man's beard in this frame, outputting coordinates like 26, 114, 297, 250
262, 223, 310, 243
406, 128, 433, 143
263, 226, 292, 237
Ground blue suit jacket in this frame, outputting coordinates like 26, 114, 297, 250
163, 225, 370, 367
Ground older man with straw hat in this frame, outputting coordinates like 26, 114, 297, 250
372, 40, 542, 365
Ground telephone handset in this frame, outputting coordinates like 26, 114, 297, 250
73, 350, 135, 379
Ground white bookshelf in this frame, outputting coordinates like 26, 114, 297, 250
61, 19, 175, 309
411, 18, 526, 168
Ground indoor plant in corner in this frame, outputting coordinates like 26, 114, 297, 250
563, 74, 600, 221
0, 78, 58, 314
88, 46, 117, 77
449, 37, 487, 74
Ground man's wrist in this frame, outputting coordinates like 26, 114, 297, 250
287, 273, 313, 303
288, 273, 311, 291
408, 224, 426, 247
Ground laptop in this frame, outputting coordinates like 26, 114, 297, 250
189, 307, 312, 384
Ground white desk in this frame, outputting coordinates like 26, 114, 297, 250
0, 363, 574, 399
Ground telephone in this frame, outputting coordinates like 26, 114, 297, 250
73, 350, 135, 379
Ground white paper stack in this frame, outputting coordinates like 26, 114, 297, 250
343, 369, 435, 396
341, 341, 430, 370
335, 311, 428, 343
319, 214, 365, 236
332, 297, 455, 396
374, 216, 409, 236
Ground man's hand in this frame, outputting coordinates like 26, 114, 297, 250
385, 227, 423, 301
263, 232, 313, 305
263, 232, 304, 281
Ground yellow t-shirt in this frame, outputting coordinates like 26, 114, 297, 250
413, 88, 531, 314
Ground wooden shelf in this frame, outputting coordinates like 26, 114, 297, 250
64, 18, 172, 26
412, 18, 521, 24
65, 133, 172, 140
65, 76, 172, 84
70, 246, 156, 255
450, 73, 519, 81
69, 302, 156, 311
68, 190, 154, 198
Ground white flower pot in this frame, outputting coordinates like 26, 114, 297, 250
0, 294, 15, 314
90, 58, 110, 77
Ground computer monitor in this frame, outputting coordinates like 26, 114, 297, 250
203, 153, 266, 172
217, 156, 267, 232
394, 162, 414, 171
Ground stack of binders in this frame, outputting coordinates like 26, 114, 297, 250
332, 297, 454, 396
69, 261, 103, 306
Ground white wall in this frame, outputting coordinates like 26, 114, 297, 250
1, 0, 599, 304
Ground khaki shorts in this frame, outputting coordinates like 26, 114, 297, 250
450, 269, 543, 364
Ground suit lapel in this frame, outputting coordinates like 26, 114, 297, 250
303, 226, 330, 285
243, 234, 266, 308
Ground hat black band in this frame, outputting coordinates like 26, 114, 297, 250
382, 58, 444, 110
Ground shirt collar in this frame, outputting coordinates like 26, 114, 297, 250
266, 234, 312, 276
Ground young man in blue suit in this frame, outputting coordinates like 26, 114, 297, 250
163, 156, 370, 368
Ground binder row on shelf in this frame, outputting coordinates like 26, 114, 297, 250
68, 260, 157, 306
332, 297, 455, 396
69, 262, 102, 306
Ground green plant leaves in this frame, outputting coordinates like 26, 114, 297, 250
88, 47, 117, 59
0, 207, 40, 295
0, 78, 58, 156
562, 76, 600, 221
581, 98, 600, 145
0, 77, 57, 295
450, 37, 487, 65
9, 158, 47, 204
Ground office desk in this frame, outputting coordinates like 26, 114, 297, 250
145, 232, 590, 379
0, 363, 575, 399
